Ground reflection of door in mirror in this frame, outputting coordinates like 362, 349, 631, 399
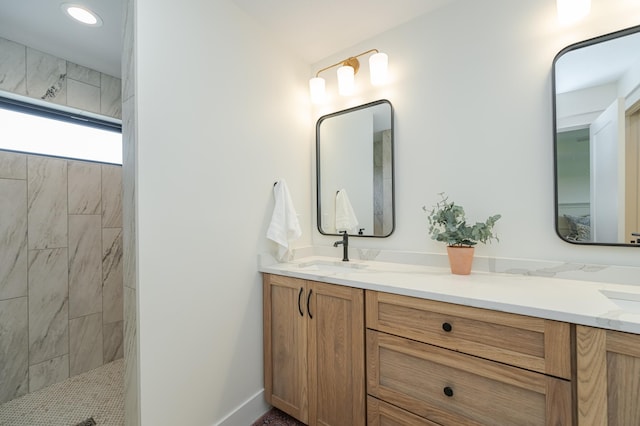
558, 100, 640, 244
627, 101, 640, 243
553, 25, 640, 246
590, 98, 625, 243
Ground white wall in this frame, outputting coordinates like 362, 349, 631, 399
135, 0, 311, 424
311, 0, 640, 268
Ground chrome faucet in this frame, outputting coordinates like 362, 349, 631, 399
333, 231, 349, 262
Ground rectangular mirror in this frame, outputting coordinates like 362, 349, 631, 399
316, 99, 394, 237
553, 25, 640, 246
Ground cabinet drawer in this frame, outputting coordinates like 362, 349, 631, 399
367, 330, 572, 426
366, 291, 571, 379
367, 396, 440, 426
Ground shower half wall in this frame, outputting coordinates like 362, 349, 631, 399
0, 151, 123, 404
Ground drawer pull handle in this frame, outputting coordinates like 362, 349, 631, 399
443, 386, 454, 397
442, 322, 452, 332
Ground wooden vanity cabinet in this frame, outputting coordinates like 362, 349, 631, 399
366, 291, 574, 426
576, 325, 640, 425
263, 274, 365, 426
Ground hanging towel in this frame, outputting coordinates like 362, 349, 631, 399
335, 188, 359, 233
267, 179, 302, 260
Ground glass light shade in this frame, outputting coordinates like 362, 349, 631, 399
337, 66, 355, 96
369, 52, 388, 86
309, 77, 326, 104
61, 4, 103, 26
556, 0, 591, 24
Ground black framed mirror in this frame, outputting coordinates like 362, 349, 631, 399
316, 99, 394, 237
553, 25, 640, 246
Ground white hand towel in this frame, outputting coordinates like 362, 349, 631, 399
335, 189, 359, 233
267, 179, 302, 260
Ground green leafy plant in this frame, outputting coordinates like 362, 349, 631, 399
423, 193, 501, 247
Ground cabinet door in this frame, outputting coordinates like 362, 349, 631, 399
577, 325, 640, 425
308, 281, 365, 426
263, 274, 308, 423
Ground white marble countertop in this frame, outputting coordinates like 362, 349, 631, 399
259, 256, 640, 334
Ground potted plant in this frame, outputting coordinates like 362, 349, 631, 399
423, 193, 501, 275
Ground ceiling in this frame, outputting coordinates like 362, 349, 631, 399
555, 30, 640, 94
2, 0, 635, 92
0, 0, 455, 79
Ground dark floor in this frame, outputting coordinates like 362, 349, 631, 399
252, 408, 306, 425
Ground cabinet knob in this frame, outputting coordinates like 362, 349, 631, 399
443, 386, 454, 397
442, 322, 452, 332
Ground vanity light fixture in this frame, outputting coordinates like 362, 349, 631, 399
61, 3, 103, 26
556, 0, 591, 24
310, 49, 388, 104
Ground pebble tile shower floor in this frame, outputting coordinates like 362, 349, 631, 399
0, 359, 123, 426
0, 358, 307, 426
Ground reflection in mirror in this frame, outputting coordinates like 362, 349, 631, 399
316, 100, 394, 237
553, 25, 640, 246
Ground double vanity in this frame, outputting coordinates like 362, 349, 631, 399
284, 21, 640, 425
260, 257, 640, 425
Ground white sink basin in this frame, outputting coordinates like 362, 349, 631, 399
296, 259, 368, 273
600, 289, 640, 314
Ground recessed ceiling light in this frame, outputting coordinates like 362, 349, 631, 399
61, 3, 103, 26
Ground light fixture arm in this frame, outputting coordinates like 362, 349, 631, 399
314, 49, 380, 77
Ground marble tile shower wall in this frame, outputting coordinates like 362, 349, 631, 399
121, 0, 139, 423
0, 37, 121, 119
0, 150, 123, 405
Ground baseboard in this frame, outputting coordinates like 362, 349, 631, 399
214, 389, 270, 426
